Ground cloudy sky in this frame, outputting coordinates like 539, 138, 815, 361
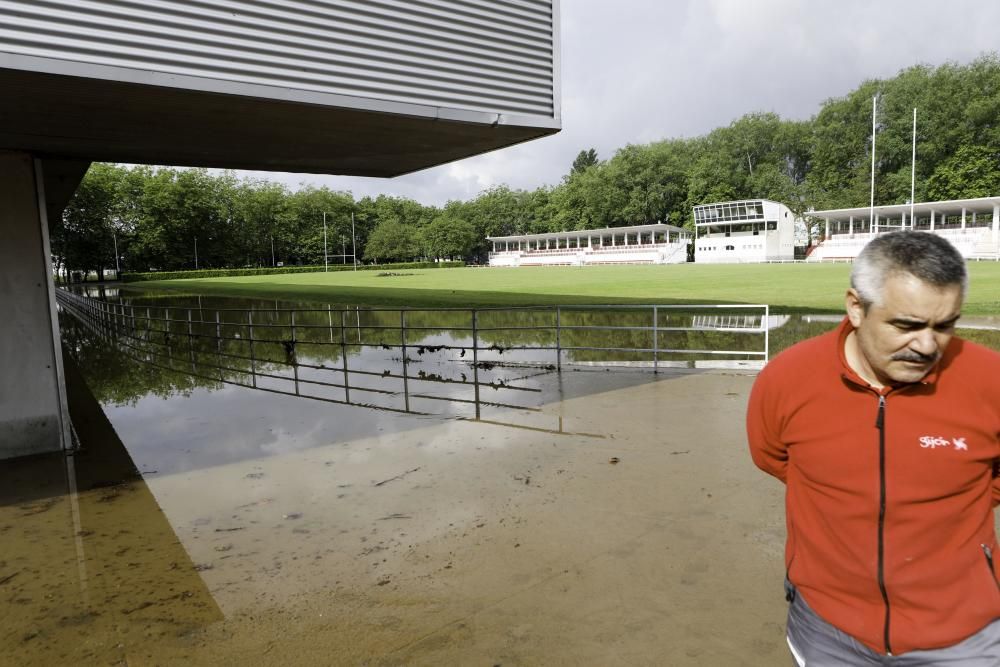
242, 0, 1000, 207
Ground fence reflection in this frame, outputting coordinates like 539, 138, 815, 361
57, 291, 768, 435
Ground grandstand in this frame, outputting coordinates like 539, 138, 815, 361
487, 223, 691, 267
692, 200, 798, 263
807, 197, 1000, 261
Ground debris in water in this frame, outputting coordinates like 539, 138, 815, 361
373, 467, 421, 487
283, 512, 303, 520
609, 457, 620, 464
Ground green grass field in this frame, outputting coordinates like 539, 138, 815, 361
135, 262, 1000, 314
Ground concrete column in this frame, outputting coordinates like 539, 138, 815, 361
0, 152, 72, 459
901, 212, 906, 231
824, 218, 829, 240
930, 210, 935, 232
962, 208, 966, 230
849, 215, 854, 236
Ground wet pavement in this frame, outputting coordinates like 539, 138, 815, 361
4, 357, 784, 666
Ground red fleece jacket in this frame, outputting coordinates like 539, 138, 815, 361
747, 318, 1000, 655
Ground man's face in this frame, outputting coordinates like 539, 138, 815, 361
845, 272, 963, 386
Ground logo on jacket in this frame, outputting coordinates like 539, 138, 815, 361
919, 436, 968, 451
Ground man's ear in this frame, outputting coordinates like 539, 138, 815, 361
845, 288, 865, 328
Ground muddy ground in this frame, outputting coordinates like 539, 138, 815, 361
1, 369, 791, 666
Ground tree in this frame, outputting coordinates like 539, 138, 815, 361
57, 163, 127, 280
570, 148, 599, 175
286, 186, 356, 265
422, 216, 478, 260
926, 145, 1000, 200
363, 219, 422, 262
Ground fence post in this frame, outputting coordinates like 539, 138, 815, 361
328, 304, 334, 345
653, 305, 658, 374
216, 311, 223, 381
187, 308, 195, 372
471, 309, 480, 420
400, 310, 410, 412
555, 306, 562, 371
165, 307, 172, 363
763, 305, 770, 365
340, 309, 350, 403
291, 309, 299, 396
248, 309, 256, 388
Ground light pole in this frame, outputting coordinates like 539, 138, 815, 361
113, 229, 120, 278
351, 211, 358, 271
323, 212, 329, 271
194, 236, 199, 270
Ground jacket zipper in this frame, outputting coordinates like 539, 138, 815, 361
983, 544, 1000, 592
875, 394, 892, 655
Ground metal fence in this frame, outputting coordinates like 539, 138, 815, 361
56, 290, 769, 422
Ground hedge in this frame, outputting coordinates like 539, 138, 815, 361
121, 261, 464, 282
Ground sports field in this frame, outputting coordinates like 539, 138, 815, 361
137, 262, 1000, 314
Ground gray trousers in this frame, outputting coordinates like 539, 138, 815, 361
785, 582, 1000, 666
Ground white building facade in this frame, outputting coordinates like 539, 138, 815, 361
488, 223, 691, 267
693, 200, 797, 263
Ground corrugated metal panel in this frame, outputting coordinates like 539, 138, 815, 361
0, 0, 555, 118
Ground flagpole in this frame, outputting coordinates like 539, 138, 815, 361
869, 94, 877, 235
910, 107, 917, 231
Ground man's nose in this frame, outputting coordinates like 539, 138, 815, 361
910, 329, 937, 357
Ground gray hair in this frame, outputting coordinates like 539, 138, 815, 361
851, 231, 967, 308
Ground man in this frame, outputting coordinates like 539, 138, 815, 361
747, 231, 1000, 665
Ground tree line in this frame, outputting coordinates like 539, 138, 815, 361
55, 55, 1000, 278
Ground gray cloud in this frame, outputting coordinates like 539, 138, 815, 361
236, 1, 1000, 207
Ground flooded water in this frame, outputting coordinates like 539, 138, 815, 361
4, 288, 999, 666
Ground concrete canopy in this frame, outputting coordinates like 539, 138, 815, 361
0, 68, 558, 177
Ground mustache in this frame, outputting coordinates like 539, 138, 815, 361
891, 351, 937, 363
